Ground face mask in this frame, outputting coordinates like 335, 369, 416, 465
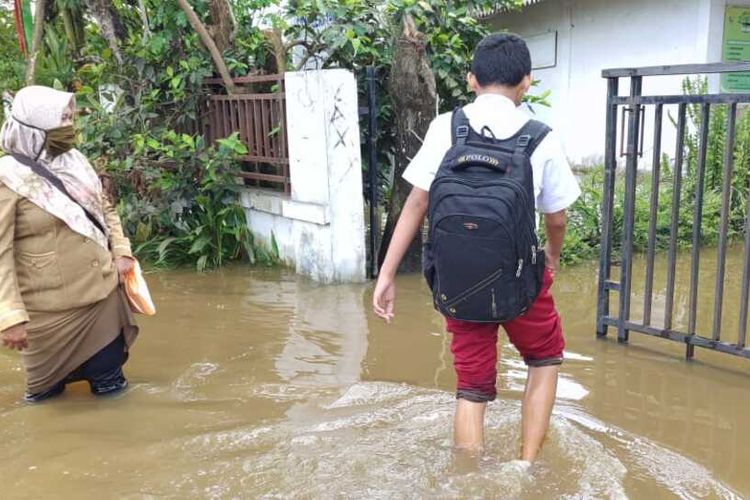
45, 125, 76, 157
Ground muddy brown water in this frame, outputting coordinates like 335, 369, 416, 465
0, 248, 749, 499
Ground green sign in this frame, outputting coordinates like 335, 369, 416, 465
722, 6, 750, 92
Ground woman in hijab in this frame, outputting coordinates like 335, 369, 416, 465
0, 85, 138, 402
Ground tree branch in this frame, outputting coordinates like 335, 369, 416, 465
176, 0, 236, 95
24, 0, 46, 84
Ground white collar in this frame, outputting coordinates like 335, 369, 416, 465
473, 93, 518, 109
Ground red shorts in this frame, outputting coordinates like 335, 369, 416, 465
446, 268, 564, 402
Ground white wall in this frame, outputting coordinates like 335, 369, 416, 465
242, 69, 367, 284
491, 0, 721, 165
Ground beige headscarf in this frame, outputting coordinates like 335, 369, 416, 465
0, 86, 109, 249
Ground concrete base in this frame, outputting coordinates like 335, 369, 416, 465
241, 188, 365, 284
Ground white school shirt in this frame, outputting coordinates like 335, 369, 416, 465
403, 94, 581, 214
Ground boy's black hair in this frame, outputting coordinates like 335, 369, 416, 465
471, 33, 531, 87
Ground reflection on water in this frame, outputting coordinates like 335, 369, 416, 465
0, 252, 748, 498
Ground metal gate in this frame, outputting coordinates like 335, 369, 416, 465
360, 66, 380, 279
596, 62, 750, 359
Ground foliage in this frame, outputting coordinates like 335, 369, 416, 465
0, 1, 282, 269
0, 7, 24, 120
122, 132, 276, 271
70, 1, 281, 270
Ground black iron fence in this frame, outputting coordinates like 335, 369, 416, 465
360, 66, 380, 279
597, 62, 750, 360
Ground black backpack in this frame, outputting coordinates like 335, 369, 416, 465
423, 107, 550, 323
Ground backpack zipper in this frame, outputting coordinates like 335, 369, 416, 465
430, 178, 533, 261
430, 176, 541, 268
442, 267, 504, 308
491, 288, 497, 318
431, 177, 536, 232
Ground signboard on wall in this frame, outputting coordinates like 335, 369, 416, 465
722, 6, 750, 92
526, 31, 557, 70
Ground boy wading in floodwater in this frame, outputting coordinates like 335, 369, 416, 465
373, 34, 580, 464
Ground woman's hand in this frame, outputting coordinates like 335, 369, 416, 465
2, 323, 28, 351
115, 256, 135, 284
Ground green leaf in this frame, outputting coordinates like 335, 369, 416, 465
188, 236, 211, 254
418, 1, 434, 13
196, 255, 209, 272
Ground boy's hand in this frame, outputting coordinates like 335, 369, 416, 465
543, 246, 560, 273
2, 323, 28, 351
373, 276, 396, 323
543, 210, 566, 273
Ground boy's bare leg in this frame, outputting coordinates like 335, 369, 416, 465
454, 399, 487, 451
520, 364, 559, 462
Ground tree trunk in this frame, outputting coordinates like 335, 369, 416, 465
137, 0, 151, 41
61, 7, 79, 56
264, 28, 286, 73
378, 15, 437, 273
208, 0, 236, 53
83, 0, 125, 64
24, 0, 46, 84
177, 0, 236, 95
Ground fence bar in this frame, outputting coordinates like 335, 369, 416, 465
232, 99, 239, 135
238, 172, 286, 183
240, 155, 288, 165
617, 76, 643, 343
613, 94, 750, 105
687, 104, 711, 358
602, 62, 750, 78
643, 104, 663, 325
713, 103, 738, 342
204, 74, 286, 85
664, 104, 687, 330
366, 67, 380, 279
739, 185, 750, 349
601, 318, 750, 358
597, 77, 620, 337
209, 93, 287, 101
251, 100, 259, 152
253, 99, 262, 157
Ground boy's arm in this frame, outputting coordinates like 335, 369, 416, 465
543, 210, 567, 272
372, 187, 429, 323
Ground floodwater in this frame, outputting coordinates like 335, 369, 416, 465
0, 249, 749, 499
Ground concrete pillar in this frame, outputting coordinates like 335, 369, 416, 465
242, 69, 366, 284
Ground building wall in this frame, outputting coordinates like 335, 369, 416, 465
489, 0, 749, 165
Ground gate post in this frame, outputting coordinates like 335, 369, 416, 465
596, 77, 619, 338
617, 76, 643, 343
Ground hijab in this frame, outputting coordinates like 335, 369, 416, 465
0, 86, 109, 249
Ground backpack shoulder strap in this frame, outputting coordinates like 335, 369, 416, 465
514, 119, 552, 158
451, 107, 471, 146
